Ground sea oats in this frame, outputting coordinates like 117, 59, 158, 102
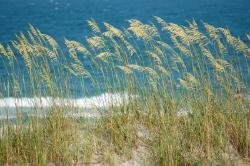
24, 43, 34, 54
11, 41, 19, 50
172, 61, 180, 72
117, 65, 133, 75
32, 44, 46, 56
109, 38, 123, 61
153, 47, 165, 59
185, 19, 207, 45
28, 31, 37, 44
156, 65, 170, 76
201, 47, 215, 61
148, 77, 158, 91
104, 22, 124, 39
18, 33, 30, 45
128, 19, 159, 40
154, 16, 168, 28
220, 28, 250, 57
65, 39, 91, 56
235, 38, 250, 57
6, 45, 15, 59
171, 36, 192, 57
247, 34, 250, 41
179, 73, 199, 89
18, 42, 32, 70
156, 41, 171, 50
185, 73, 199, 85
64, 65, 78, 76
32, 44, 57, 60
171, 55, 186, 69
201, 47, 228, 71
33, 27, 44, 43
13, 79, 21, 95
41, 34, 58, 51
126, 64, 145, 72
123, 28, 133, 38
122, 39, 136, 55
40, 67, 53, 86
130, 65, 159, 90
29, 24, 41, 39
28, 25, 43, 44
150, 23, 160, 37
232, 76, 246, 89
179, 78, 189, 89
65, 40, 86, 67
156, 41, 178, 56
0, 18, 249, 165
143, 66, 160, 80
212, 60, 225, 72
204, 23, 219, 40
87, 19, 101, 34
96, 51, 113, 63
217, 40, 227, 56
102, 31, 113, 38
204, 23, 227, 55
164, 23, 190, 45
44, 48, 57, 60
204, 85, 213, 96
146, 51, 162, 65
0, 44, 8, 57
216, 59, 231, 70
71, 63, 91, 78
87, 36, 105, 50
128, 19, 149, 40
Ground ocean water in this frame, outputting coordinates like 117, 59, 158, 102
0, 0, 249, 109
0, 0, 250, 43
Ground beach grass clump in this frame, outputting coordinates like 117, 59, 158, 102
0, 17, 249, 165
0, 108, 77, 165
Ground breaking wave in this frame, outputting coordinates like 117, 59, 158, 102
0, 92, 130, 109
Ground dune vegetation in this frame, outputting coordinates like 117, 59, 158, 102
0, 17, 249, 165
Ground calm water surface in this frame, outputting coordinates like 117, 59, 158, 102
0, 0, 249, 43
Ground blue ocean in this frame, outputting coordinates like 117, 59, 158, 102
0, 0, 249, 43
0, 0, 249, 99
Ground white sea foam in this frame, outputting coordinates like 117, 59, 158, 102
0, 92, 130, 109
